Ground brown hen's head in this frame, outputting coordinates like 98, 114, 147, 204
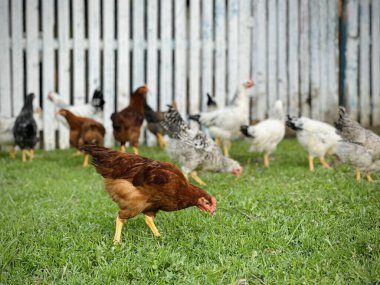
131, 84, 149, 99
57, 109, 68, 117
197, 196, 217, 215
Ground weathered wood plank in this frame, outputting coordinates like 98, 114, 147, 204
326, 0, 338, 122
299, 0, 310, 117
288, 0, 299, 116
11, 0, 24, 116
345, 0, 359, 119
73, 0, 85, 104
214, 0, 226, 108
254, 0, 267, 119
201, 0, 213, 111
319, 0, 328, 121
0, 0, 11, 116
117, 0, 129, 110
26, 0, 40, 109
57, 0, 70, 149
103, 0, 115, 146
267, 0, 277, 108
359, 0, 370, 126
227, 0, 239, 103
42, 0, 55, 150
159, 0, 172, 111
277, 0, 287, 116
132, 0, 145, 90
310, 0, 320, 119
238, 0, 250, 83
372, 0, 380, 125
189, 0, 201, 125
174, 0, 187, 116
88, 0, 101, 100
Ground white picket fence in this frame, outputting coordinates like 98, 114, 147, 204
0, 0, 379, 150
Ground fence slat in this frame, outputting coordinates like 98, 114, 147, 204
42, 0, 55, 150
359, 0, 370, 126
11, 0, 24, 116
201, 0, 213, 111
189, 0, 200, 125
214, 0, 226, 108
288, 0, 299, 116
73, 0, 85, 104
174, 0, 187, 116
88, 0, 100, 100
103, 0, 115, 146
319, 0, 328, 121
254, 0, 267, 119
58, 0, 70, 149
159, 0, 172, 111
132, 0, 145, 90
117, 0, 129, 110
26, 0, 40, 109
310, 0, 320, 119
238, 0, 250, 83
326, 0, 338, 122
372, 0, 380, 125
0, 0, 11, 116
227, 0, 238, 103
299, 0, 310, 117
345, 0, 359, 119
267, 0, 277, 108
277, 0, 287, 115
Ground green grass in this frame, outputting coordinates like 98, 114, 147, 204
0, 139, 379, 284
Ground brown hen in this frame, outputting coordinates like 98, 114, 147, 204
80, 145, 216, 244
111, 85, 148, 154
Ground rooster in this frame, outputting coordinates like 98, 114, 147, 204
240, 101, 285, 167
111, 85, 148, 155
161, 106, 243, 185
189, 80, 254, 157
80, 145, 216, 244
13, 93, 39, 162
58, 109, 105, 166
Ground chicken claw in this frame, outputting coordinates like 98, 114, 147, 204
133, 146, 139, 155
263, 152, 270, 167
113, 216, 125, 244
190, 171, 206, 186
144, 214, 161, 237
319, 157, 331, 169
355, 168, 361, 181
308, 154, 315, 172
83, 154, 90, 167
22, 149, 27, 162
9, 147, 16, 159
120, 145, 126, 153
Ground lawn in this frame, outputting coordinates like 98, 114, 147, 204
0, 139, 379, 284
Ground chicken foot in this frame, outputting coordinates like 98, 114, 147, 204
156, 133, 167, 149
308, 154, 315, 171
190, 171, 206, 186
83, 154, 90, 167
120, 145, 126, 153
214, 137, 221, 146
263, 152, 270, 167
144, 213, 161, 237
22, 149, 27, 162
132, 146, 139, 155
9, 147, 16, 159
113, 215, 125, 244
319, 157, 331, 169
356, 168, 361, 181
223, 141, 231, 157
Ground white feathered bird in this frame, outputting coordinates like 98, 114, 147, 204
240, 100, 285, 167
189, 79, 254, 157
286, 116, 341, 171
160, 106, 243, 185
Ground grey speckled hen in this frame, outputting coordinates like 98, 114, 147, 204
160, 106, 243, 185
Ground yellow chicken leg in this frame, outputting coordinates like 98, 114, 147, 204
263, 152, 270, 167
156, 133, 167, 149
319, 157, 331, 169
120, 145, 126, 153
83, 154, 90, 167
308, 154, 315, 172
132, 146, 139, 155
22, 149, 27, 162
356, 168, 361, 181
113, 216, 125, 244
190, 171, 206, 186
214, 137, 221, 146
9, 147, 16, 159
144, 214, 161, 237
366, 173, 374, 182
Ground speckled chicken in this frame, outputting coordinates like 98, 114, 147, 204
144, 102, 167, 149
13, 93, 38, 162
240, 101, 285, 167
286, 115, 341, 171
160, 106, 243, 185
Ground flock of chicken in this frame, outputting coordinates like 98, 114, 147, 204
1, 79, 379, 242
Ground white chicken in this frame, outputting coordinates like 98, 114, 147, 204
189, 79, 255, 157
48, 89, 105, 127
160, 106, 243, 185
240, 100, 285, 167
286, 116, 341, 171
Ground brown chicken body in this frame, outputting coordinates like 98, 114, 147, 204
80, 145, 216, 243
58, 109, 105, 166
111, 85, 148, 155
